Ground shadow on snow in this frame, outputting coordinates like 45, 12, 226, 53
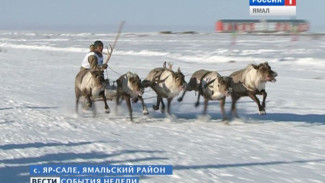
173, 158, 325, 170
244, 113, 325, 124
148, 110, 325, 124
0, 106, 58, 110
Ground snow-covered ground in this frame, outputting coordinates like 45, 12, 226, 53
0, 31, 325, 183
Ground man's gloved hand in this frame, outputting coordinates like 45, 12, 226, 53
102, 64, 108, 69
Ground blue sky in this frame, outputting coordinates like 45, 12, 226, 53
0, 0, 324, 32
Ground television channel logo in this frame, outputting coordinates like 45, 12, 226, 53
250, 0, 296, 16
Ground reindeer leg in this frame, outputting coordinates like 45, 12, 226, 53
231, 94, 240, 118
75, 94, 80, 114
86, 94, 92, 108
138, 96, 149, 115
248, 92, 265, 115
203, 98, 208, 115
101, 91, 110, 113
115, 91, 121, 114
261, 89, 267, 109
132, 97, 139, 103
195, 93, 201, 107
84, 92, 96, 116
160, 98, 165, 113
92, 101, 97, 117
220, 97, 228, 121
178, 78, 196, 102
153, 95, 161, 110
180, 78, 197, 103
177, 90, 187, 102
124, 95, 133, 121
167, 97, 173, 114
117, 95, 122, 105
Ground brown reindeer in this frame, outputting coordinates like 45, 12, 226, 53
75, 69, 109, 115
178, 69, 232, 120
116, 72, 149, 121
230, 62, 278, 117
75, 43, 114, 115
142, 62, 186, 114
75, 22, 124, 116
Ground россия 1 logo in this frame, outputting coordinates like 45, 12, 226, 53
250, 0, 296, 16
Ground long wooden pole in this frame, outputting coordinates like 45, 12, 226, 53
104, 21, 125, 65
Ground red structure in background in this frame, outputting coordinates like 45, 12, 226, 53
216, 19, 309, 33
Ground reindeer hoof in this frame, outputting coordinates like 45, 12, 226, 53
105, 108, 110, 113
92, 109, 97, 117
85, 102, 91, 108
83, 104, 91, 110
177, 97, 183, 102
222, 117, 229, 121
160, 108, 165, 113
259, 110, 266, 115
223, 120, 230, 125
143, 109, 149, 115
152, 105, 159, 110
195, 102, 199, 107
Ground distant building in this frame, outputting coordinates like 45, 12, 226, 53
216, 19, 309, 33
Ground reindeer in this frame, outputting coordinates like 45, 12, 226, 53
230, 62, 278, 117
142, 62, 186, 114
116, 72, 149, 121
178, 69, 211, 104
75, 69, 109, 115
178, 69, 232, 120
75, 22, 125, 116
75, 40, 116, 115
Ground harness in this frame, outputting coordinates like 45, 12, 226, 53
197, 71, 212, 92
242, 82, 256, 92
199, 71, 212, 84
152, 68, 170, 84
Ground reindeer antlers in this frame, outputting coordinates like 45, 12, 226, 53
163, 61, 167, 68
104, 44, 113, 64
168, 63, 173, 70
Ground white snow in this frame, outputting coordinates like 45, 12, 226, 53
0, 31, 325, 183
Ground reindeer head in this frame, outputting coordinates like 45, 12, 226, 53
126, 72, 143, 97
204, 76, 232, 97
173, 67, 186, 90
217, 76, 232, 96
91, 70, 106, 87
90, 70, 105, 97
254, 62, 278, 82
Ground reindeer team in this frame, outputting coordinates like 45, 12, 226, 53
75, 39, 278, 122
75, 60, 277, 122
